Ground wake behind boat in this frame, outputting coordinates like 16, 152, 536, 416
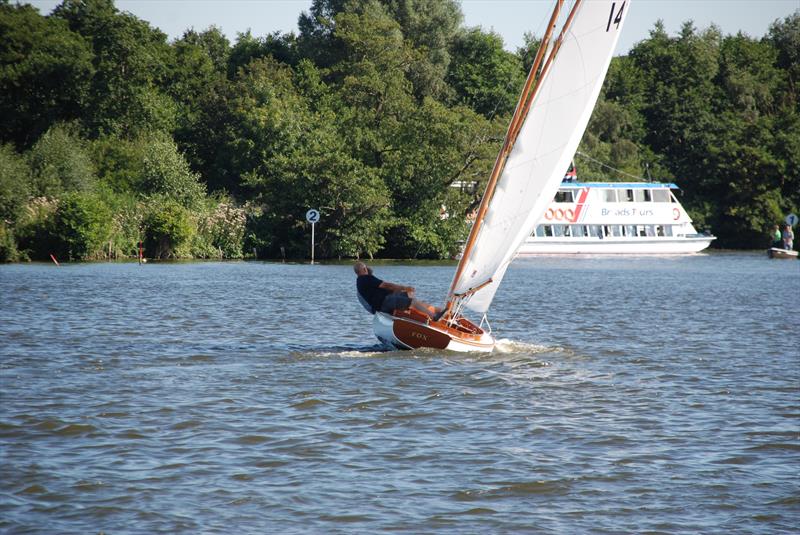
367, 0, 631, 352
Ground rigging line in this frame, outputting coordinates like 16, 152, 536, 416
459, 0, 566, 182
482, 0, 562, 124
444, 0, 568, 315
574, 151, 649, 181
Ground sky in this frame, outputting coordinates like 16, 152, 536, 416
28, 0, 800, 54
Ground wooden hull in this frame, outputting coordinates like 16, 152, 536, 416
372, 311, 495, 353
767, 247, 798, 259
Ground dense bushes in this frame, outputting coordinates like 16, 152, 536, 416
1, 1, 798, 260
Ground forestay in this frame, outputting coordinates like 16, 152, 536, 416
449, 0, 630, 314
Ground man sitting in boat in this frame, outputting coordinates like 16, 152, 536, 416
353, 262, 443, 320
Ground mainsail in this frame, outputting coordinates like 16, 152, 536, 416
448, 0, 630, 314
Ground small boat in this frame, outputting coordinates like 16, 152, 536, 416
517, 181, 716, 255
373, 0, 630, 352
767, 247, 798, 259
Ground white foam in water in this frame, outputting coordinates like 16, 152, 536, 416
493, 339, 558, 354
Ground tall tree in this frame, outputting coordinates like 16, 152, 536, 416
52, 0, 176, 137
0, 1, 93, 148
447, 27, 524, 118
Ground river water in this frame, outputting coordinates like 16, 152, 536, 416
1, 253, 798, 534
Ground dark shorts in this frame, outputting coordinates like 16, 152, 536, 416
380, 292, 412, 313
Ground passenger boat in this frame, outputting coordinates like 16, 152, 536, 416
767, 247, 798, 259
371, 0, 630, 352
517, 181, 716, 255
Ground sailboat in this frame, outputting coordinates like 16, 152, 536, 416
373, 0, 631, 352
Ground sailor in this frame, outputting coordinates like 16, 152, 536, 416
353, 262, 443, 320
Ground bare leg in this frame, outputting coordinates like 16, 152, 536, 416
410, 298, 442, 320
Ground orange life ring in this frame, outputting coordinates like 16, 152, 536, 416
672, 207, 680, 220
545, 208, 554, 220
555, 208, 565, 220
565, 208, 575, 221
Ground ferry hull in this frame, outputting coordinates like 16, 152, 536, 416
373, 312, 495, 353
517, 236, 714, 255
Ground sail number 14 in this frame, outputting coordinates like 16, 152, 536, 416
606, 1, 626, 32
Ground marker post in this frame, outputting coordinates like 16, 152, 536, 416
306, 209, 320, 264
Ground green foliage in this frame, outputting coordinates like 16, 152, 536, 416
27, 123, 96, 197
50, 191, 112, 260
180, 26, 230, 74
53, 0, 176, 137
141, 138, 206, 208
1, 1, 798, 260
0, 143, 30, 222
14, 196, 59, 260
194, 197, 246, 258
0, 2, 93, 148
447, 28, 524, 118
143, 197, 194, 258
0, 221, 19, 262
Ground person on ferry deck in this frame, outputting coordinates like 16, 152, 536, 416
354, 262, 443, 320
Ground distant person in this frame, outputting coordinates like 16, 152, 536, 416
771, 225, 782, 247
782, 225, 794, 250
354, 262, 443, 320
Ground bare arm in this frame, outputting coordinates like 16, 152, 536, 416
379, 281, 414, 295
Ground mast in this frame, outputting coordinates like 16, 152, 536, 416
445, 0, 583, 314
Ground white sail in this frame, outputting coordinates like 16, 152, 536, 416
450, 0, 630, 314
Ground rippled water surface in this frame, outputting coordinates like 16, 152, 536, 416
1, 254, 798, 533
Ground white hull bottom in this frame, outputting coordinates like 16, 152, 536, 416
372, 312, 495, 353
517, 236, 714, 255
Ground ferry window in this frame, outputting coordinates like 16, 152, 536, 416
610, 225, 622, 237
563, 225, 572, 237
603, 225, 611, 237
669, 192, 679, 203
622, 189, 634, 202
572, 225, 584, 237
555, 190, 574, 203
626, 225, 636, 236
634, 189, 645, 202
604, 189, 617, 202
583, 225, 591, 237
653, 189, 670, 202
645, 225, 655, 237
664, 225, 673, 237
543, 225, 553, 237
644, 190, 652, 202
534, 225, 544, 237
637, 225, 647, 237
656, 225, 665, 237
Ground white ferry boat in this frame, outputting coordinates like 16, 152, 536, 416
517, 181, 715, 255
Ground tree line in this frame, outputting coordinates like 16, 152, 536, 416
1, 0, 797, 261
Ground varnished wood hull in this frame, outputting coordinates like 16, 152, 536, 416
372, 311, 495, 353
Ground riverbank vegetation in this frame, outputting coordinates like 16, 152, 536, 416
1, 0, 797, 261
